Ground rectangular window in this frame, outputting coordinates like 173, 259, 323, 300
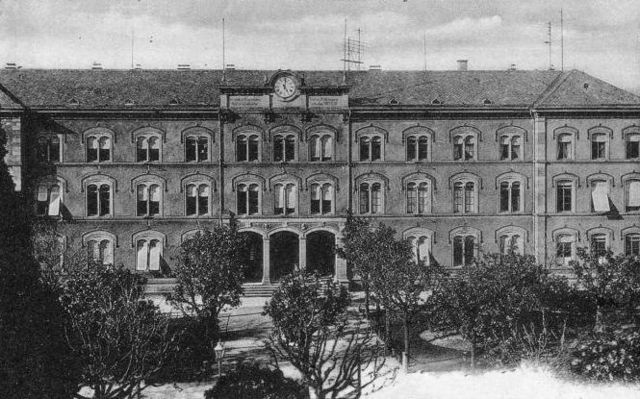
371, 138, 381, 161
198, 186, 209, 215
453, 236, 463, 266
186, 137, 197, 161
558, 142, 569, 159
87, 185, 98, 216
628, 181, 640, 211
311, 186, 320, 214
48, 185, 61, 216
591, 140, 606, 159
453, 184, 463, 213
99, 185, 110, 216
499, 183, 509, 212
248, 189, 259, 215
237, 138, 247, 162
237, 190, 247, 215
464, 236, 475, 265
149, 186, 160, 216
591, 235, 607, 254
626, 235, 640, 256
248, 138, 259, 161
359, 185, 369, 214
406, 137, 416, 161
556, 241, 572, 259
136, 240, 149, 271
198, 137, 208, 161
87, 137, 98, 162
464, 183, 474, 213
511, 182, 520, 212
627, 138, 640, 159
418, 138, 428, 160
556, 183, 572, 212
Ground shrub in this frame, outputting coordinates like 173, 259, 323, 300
571, 326, 640, 382
204, 362, 308, 399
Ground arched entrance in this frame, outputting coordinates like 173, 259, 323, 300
240, 232, 263, 283
306, 231, 335, 277
270, 231, 299, 281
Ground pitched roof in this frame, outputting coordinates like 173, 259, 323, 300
0, 68, 638, 109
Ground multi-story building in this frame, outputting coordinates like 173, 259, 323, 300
1, 64, 639, 291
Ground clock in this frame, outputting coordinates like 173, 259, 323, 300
273, 75, 297, 100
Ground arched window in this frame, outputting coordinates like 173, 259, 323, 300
499, 181, 521, 213
87, 183, 111, 217
36, 135, 61, 163
309, 134, 334, 161
406, 181, 431, 214
407, 235, 431, 265
136, 134, 161, 162
498, 233, 523, 255
453, 134, 476, 161
274, 183, 297, 215
590, 233, 608, 255
237, 183, 261, 215
406, 135, 430, 161
557, 133, 574, 160
453, 180, 477, 214
627, 134, 640, 159
35, 182, 62, 216
136, 238, 163, 271
236, 134, 260, 162
500, 135, 522, 160
274, 134, 296, 162
358, 181, 384, 214
137, 183, 161, 217
186, 183, 210, 216
359, 135, 383, 161
87, 238, 114, 265
453, 235, 476, 266
86, 133, 112, 162
591, 133, 608, 160
310, 183, 333, 215
185, 135, 209, 162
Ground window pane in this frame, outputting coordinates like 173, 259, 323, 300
36, 185, 48, 215
237, 185, 247, 215
136, 137, 147, 161
285, 184, 296, 214
626, 234, 640, 256
406, 183, 417, 214
322, 136, 333, 160
360, 137, 370, 161
310, 136, 320, 161
48, 185, 61, 216
591, 234, 607, 255
148, 137, 160, 161
418, 236, 430, 265
87, 137, 98, 162
322, 184, 332, 214
87, 184, 98, 216
186, 184, 197, 215
136, 240, 149, 270
273, 136, 284, 162
453, 137, 463, 160
198, 137, 208, 161
248, 185, 259, 214
592, 181, 610, 212
197, 191, 208, 215
248, 136, 259, 161
237, 135, 247, 161
464, 182, 475, 213
149, 185, 160, 216
418, 183, 429, 213
453, 236, 463, 266
464, 137, 474, 160
99, 137, 110, 161
500, 136, 509, 160
371, 137, 382, 161
137, 186, 148, 216
310, 184, 320, 214
453, 183, 463, 213
628, 181, 640, 210
371, 183, 382, 213
418, 137, 428, 160
511, 137, 520, 160
274, 184, 284, 214
557, 182, 572, 212
406, 136, 416, 161
49, 136, 60, 162
87, 240, 98, 263
511, 182, 520, 212
101, 240, 113, 265
499, 182, 509, 212
149, 240, 161, 271
186, 137, 197, 161
285, 136, 296, 161
99, 184, 110, 216
359, 183, 369, 214
464, 236, 475, 265
627, 136, 640, 159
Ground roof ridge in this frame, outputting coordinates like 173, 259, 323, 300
533, 70, 573, 107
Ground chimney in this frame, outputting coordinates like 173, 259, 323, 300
91, 62, 103, 70
225, 64, 235, 71
456, 59, 468, 71
509, 63, 517, 71
177, 64, 191, 71
369, 65, 382, 71
5, 62, 17, 70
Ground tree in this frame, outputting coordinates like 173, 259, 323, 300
204, 362, 308, 399
0, 125, 81, 398
428, 252, 551, 367
367, 223, 445, 358
572, 248, 640, 328
338, 213, 375, 318
169, 223, 247, 352
60, 264, 175, 399
264, 272, 387, 399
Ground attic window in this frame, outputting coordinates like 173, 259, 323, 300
169, 98, 180, 106
68, 98, 80, 107
431, 99, 442, 105
583, 83, 590, 90
482, 98, 493, 105
124, 99, 135, 106
388, 99, 399, 105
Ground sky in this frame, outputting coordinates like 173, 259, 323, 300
1, 0, 639, 92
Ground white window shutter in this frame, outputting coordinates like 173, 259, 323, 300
592, 182, 610, 212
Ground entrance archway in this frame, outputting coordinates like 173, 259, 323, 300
270, 231, 299, 281
240, 232, 263, 283
306, 231, 335, 277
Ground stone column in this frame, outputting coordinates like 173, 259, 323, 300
262, 237, 271, 285
298, 236, 306, 271
334, 232, 349, 283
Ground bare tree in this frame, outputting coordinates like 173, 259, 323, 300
265, 272, 390, 399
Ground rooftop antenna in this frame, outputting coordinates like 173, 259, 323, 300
130, 28, 134, 70
222, 18, 226, 82
560, 9, 564, 71
341, 22, 365, 75
544, 21, 553, 70
423, 31, 427, 71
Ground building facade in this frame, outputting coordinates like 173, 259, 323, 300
1, 67, 640, 290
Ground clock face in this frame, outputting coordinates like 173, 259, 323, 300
274, 76, 297, 99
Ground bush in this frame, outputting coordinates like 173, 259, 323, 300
571, 326, 640, 382
204, 362, 308, 399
